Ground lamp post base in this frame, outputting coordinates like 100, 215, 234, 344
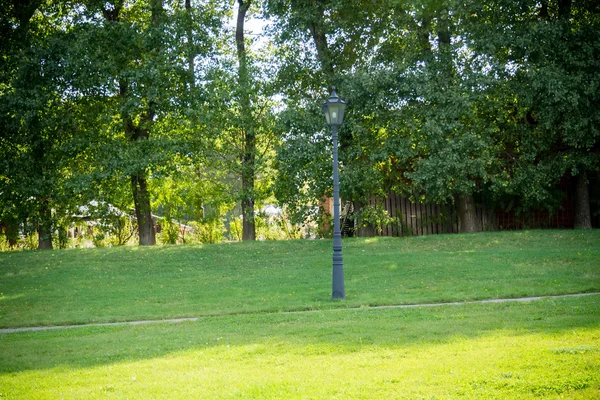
332, 248, 345, 299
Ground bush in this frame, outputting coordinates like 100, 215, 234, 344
92, 231, 108, 248
23, 232, 38, 250
229, 217, 243, 241
159, 220, 180, 245
255, 211, 304, 241
356, 204, 395, 234
316, 211, 333, 238
0, 234, 10, 252
256, 214, 286, 240
108, 217, 136, 246
275, 211, 304, 240
53, 225, 69, 249
194, 219, 225, 244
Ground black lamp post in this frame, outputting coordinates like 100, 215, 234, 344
322, 87, 347, 300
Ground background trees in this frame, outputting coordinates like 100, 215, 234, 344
1, 0, 598, 249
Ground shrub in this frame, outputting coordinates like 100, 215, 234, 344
356, 204, 395, 234
194, 219, 225, 244
159, 219, 180, 245
92, 231, 108, 248
229, 217, 243, 241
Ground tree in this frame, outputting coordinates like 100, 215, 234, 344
460, 0, 600, 228
236, 0, 257, 240
0, 0, 91, 249
67, 0, 224, 245
265, 0, 379, 226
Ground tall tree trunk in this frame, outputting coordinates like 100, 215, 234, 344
440, 9, 480, 235
539, 1, 550, 19
1, 215, 19, 248
236, 0, 256, 241
558, 0, 572, 19
132, 174, 156, 245
457, 193, 481, 233
109, 0, 161, 246
308, 7, 334, 81
119, 78, 157, 246
185, 0, 195, 91
418, 12, 433, 57
574, 172, 592, 229
37, 199, 53, 250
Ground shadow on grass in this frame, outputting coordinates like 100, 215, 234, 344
1, 295, 599, 375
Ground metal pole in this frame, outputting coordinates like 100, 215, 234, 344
331, 124, 345, 299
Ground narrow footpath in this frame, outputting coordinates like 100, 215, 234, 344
1, 292, 598, 335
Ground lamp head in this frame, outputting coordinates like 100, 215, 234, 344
321, 87, 346, 126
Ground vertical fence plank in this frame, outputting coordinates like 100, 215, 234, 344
386, 195, 394, 236
427, 204, 433, 235
445, 203, 452, 233
406, 199, 412, 235
405, 200, 410, 235
416, 203, 422, 236
422, 204, 427, 236
452, 204, 458, 233
399, 194, 404, 236
417, 203, 422, 235
393, 192, 400, 237
421, 204, 427, 235
410, 201, 417, 236
399, 196, 405, 236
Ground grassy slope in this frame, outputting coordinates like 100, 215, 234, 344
1, 230, 599, 328
0, 296, 598, 399
1, 230, 599, 399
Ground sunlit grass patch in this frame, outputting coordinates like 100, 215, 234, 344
1, 296, 599, 399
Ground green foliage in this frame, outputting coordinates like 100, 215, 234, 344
255, 214, 281, 240
254, 210, 303, 240
107, 217, 136, 247
0, 234, 9, 252
192, 219, 225, 244
315, 208, 333, 239
228, 217, 243, 241
92, 232, 108, 248
269, 0, 599, 227
159, 219, 180, 245
22, 232, 38, 251
1, 0, 598, 246
53, 226, 70, 250
274, 208, 305, 240
355, 203, 396, 234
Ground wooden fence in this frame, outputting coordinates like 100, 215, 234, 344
361, 193, 458, 236
356, 188, 580, 238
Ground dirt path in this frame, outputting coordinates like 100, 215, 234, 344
1, 292, 598, 334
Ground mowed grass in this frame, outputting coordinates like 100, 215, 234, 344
0, 230, 599, 328
0, 296, 599, 399
1, 230, 599, 398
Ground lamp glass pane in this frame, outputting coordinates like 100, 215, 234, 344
322, 103, 330, 124
336, 102, 346, 125
329, 103, 340, 125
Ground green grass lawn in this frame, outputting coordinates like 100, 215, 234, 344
1, 296, 599, 399
0, 230, 598, 328
1, 230, 599, 399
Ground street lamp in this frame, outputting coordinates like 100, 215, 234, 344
322, 87, 347, 300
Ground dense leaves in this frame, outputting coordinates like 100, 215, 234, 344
1, 0, 598, 248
